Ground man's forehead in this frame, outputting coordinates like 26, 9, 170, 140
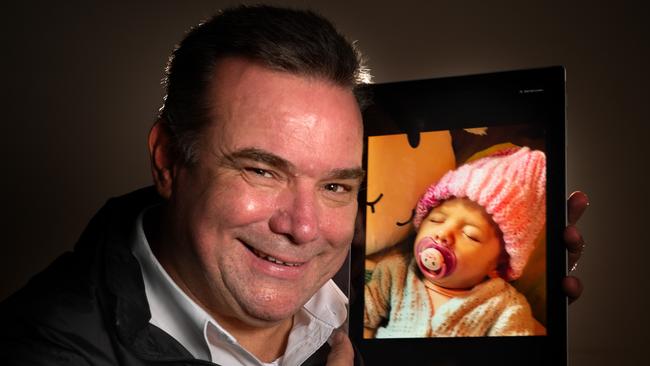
196, 57, 364, 183
207, 57, 359, 112
206, 59, 361, 133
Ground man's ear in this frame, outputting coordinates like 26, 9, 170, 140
148, 120, 177, 199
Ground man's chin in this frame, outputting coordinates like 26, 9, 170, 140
246, 309, 295, 325
236, 292, 308, 325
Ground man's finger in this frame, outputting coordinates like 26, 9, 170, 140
567, 191, 589, 225
564, 225, 585, 271
562, 275, 583, 304
327, 330, 354, 366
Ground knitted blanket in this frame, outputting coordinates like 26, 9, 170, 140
364, 253, 536, 338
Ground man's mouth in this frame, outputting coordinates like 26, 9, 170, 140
245, 244, 304, 267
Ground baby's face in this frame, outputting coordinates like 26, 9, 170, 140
414, 197, 501, 289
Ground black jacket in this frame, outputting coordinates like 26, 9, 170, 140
0, 187, 334, 365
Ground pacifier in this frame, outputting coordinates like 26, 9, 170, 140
420, 247, 444, 271
415, 237, 456, 278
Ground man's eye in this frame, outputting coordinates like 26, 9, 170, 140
245, 168, 273, 178
324, 183, 350, 193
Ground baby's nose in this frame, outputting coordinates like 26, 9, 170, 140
435, 231, 454, 246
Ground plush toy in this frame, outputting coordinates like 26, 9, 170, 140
365, 131, 455, 270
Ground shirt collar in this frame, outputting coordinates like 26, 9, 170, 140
131, 207, 348, 365
131, 205, 213, 360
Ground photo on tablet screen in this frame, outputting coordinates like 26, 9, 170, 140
348, 67, 567, 365
363, 125, 547, 339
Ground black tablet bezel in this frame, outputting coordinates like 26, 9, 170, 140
349, 66, 567, 366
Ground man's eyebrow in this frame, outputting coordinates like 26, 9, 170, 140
225, 148, 294, 171
325, 167, 366, 181
224, 147, 365, 180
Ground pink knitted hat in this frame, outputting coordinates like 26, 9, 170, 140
413, 147, 546, 280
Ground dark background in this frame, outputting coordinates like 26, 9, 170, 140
2, 1, 648, 365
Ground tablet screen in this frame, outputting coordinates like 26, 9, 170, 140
349, 66, 567, 365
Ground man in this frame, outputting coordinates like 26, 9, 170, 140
0, 5, 586, 366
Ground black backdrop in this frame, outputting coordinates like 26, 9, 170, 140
3, 1, 648, 365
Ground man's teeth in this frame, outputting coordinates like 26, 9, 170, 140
252, 248, 301, 267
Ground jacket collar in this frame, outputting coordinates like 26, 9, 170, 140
80, 187, 203, 362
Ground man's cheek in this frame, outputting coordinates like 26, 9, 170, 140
216, 186, 279, 225
322, 206, 357, 246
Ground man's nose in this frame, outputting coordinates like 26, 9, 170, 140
269, 185, 320, 244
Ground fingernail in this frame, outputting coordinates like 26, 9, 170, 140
569, 191, 590, 205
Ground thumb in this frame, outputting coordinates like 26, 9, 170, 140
326, 330, 354, 366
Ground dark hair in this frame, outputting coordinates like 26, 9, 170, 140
159, 5, 371, 163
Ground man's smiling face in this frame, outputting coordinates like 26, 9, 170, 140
161, 57, 364, 327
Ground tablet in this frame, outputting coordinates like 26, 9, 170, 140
349, 66, 567, 365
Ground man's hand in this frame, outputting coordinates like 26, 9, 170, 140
563, 191, 589, 304
327, 330, 354, 366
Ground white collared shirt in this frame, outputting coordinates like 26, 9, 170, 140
131, 208, 348, 366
